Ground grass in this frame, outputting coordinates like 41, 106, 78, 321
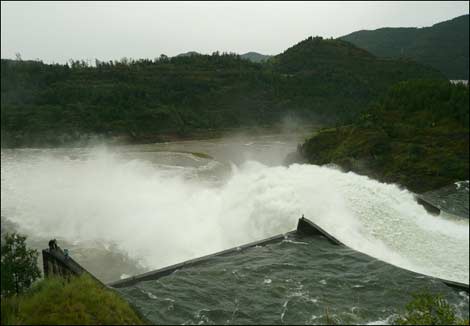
1, 275, 146, 325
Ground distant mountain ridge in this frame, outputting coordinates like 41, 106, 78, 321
175, 51, 200, 57
1, 36, 444, 147
340, 14, 469, 79
175, 51, 272, 63
240, 52, 272, 63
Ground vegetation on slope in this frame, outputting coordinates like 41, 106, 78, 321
0, 231, 145, 325
394, 291, 469, 325
1, 275, 146, 325
1, 37, 443, 147
269, 36, 443, 120
340, 15, 469, 80
300, 80, 469, 193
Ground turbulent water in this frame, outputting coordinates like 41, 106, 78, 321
1, 134, 469, 324
118, 235, 469, 325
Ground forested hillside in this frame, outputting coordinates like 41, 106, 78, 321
1, 37, 444, 147
341, 15, 469, 80
300, 80, 469, 193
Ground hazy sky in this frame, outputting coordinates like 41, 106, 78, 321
1, 1, 468, 63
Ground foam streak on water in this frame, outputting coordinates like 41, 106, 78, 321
1, 147, 468, 283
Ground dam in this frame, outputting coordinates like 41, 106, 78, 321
4, 141, 468, 324
106, 216, 468, 291
43, 216, 469, 324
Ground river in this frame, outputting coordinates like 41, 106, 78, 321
1, 133, 468, 324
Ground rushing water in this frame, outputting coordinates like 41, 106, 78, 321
118, 235, 469, 325
1, 134, 469, 324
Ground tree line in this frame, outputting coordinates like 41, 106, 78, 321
1, 37, 445, 147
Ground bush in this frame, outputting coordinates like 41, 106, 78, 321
394, 291, 468, 325
1, 233, 41, 296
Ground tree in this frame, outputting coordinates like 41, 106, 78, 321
394, 291, 468, 325
1, 233, 41, 296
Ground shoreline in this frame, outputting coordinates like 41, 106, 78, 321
0, 123, 322, 150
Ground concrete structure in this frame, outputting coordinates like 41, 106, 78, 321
42, 246, 105, 286
415, 195, 442, 215
296, 216, 343, 245
108, 217, 468, 292
108, 231, 297, 288
42, 217, 469, 293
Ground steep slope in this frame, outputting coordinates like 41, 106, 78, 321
273, 36, 375, 73
300, 80, 469, 193
340, 15, 469, 79
269, 36, 444, 120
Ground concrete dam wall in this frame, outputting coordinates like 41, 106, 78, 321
42, 217, 469, 293
42, 246, 105, 287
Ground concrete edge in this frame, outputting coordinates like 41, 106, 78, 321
42, 217, 469, 294
108, 230, 297, 288
42, 247, 105, 287
415, 195, 441, 216
296, 217, 469, 293
42, 247, 151, 324
296, 216, 344, 246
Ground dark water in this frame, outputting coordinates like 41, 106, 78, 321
421, 181, 469, 219
117, 234, 469, 325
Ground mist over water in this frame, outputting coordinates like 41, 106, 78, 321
1, 139, 468, 284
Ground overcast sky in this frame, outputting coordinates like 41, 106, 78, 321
1, 1, 468, 63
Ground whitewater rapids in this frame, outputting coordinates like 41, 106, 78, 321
1, 146, 468, 284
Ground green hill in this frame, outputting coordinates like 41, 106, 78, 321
299, 80, 469, 193
273, 36, 375, 73
1, 37, 444, 147
340, 15, 469, 80
268, 36, 444, 121
240, 52, 272, 63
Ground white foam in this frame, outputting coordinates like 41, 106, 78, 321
1, 148, 468, 283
